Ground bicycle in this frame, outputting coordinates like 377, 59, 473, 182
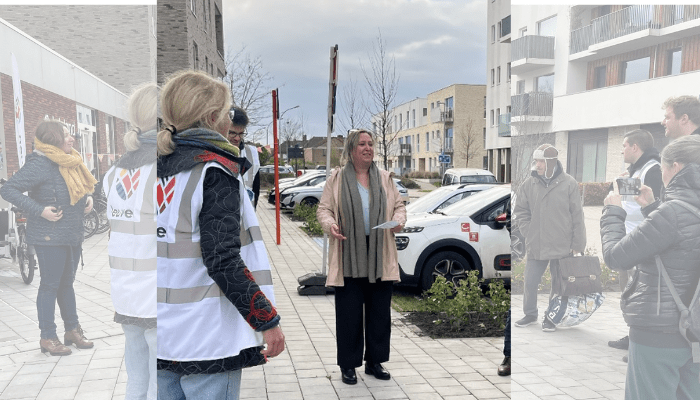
84, 209, 99, 239
12, 207, 36, 284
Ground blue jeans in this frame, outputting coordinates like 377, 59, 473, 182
123, 324, 157, 400
503, 309, 511, 357
626, 340, 700, 400
157, 369, 242, 400
34, 245, 81, 339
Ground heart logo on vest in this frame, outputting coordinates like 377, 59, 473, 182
157, 176, 176, 214
116, 169, 141, 200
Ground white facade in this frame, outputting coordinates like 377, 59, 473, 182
486, 0, 512, 183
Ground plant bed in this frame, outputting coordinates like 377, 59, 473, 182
400, 311, 506, 339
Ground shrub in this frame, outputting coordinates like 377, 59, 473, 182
293, 203, 324, 236
260, 172, 296, 189
579, 182, 612, 206
407, 171, 440, 179
399, 177, 420, 189
423, 272, 511, 330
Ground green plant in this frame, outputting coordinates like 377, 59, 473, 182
406, 171, 440, 179
399, 177, 420, 189
579, 182, 613, 206
423, 271, 511, 331
432, 182, 442, 188
293, 203, 324, 236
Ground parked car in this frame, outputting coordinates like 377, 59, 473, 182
260, 164, 295, 174
267, 171, 326, 204
395, 185, 511, 291
279, 178, 409, 210
442, 168, 497, 186
395, 179, 410, 205
405, 183, 500, 216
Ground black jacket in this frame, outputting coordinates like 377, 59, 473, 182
601, 163, 700, 346
627, 148, 663, 199
0, 152, 88, 246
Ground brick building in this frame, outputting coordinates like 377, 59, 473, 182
157, 0, 226, 83
0, 17, 149, 186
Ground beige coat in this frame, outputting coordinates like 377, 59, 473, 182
317, 167, 407, 287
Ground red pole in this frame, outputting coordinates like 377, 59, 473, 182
272, 89, 281, 245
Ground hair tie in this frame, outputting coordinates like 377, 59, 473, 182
134, 127, 142, 135
165, 125, 177, 135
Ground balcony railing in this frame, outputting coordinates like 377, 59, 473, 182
498, 113, 511, 137
501, 15, 511, 38
511, 35, 555, 62
571, 5, 700, 54
511, 92, 553, 117
398, 144, 411, 156
441, 109, 454, 122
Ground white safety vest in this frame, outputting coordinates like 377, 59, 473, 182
621, 158, 660, 234
156, 162, 275, 362
103, 163, 157, 319
241, 144, 260, 197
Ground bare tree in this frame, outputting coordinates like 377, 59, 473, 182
455, 117, 481, 168
278, 116, 303, 163
361, 30, 400, 170
338, 75, 368, 134
224, 45, 273, 143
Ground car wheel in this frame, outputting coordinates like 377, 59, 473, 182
420, 251, 471, 292
301, 197, 319, 207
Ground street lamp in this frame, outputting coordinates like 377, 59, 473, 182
266, 105, 300, 146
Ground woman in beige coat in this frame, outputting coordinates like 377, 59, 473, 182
317, 129, 406, 385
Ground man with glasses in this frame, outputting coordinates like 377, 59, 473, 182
228, 107, 261, 209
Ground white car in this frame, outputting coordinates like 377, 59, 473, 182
280, 179, 409, 210
442, 168, 497, 186
395, 185, 511, 291
267, 171, 326, 204
405, 183, 500, 216
260, 164, 295, 174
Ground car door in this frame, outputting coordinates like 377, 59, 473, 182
470, 197, 511, 279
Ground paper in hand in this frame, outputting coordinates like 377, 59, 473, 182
372, 220, 399, 230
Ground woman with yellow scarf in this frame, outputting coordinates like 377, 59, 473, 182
0, 120, 97, 356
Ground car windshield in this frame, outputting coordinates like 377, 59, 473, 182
405, 186, 457, 214
461, 175, 496, 184
441, 186, 510, 216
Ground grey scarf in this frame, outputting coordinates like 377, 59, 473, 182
340, 161, 385, 282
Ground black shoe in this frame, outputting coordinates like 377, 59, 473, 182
365, 363, 391, 380
340, 368, 357, 385
498, 356, 511, 376
514, 315, 537, 327
542, 317, 556, 332
608, 335, 629, 350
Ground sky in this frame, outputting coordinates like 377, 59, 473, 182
223, 0, 487, 144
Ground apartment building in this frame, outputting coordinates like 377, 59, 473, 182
1, 18, 134, 183
511, 4, 700, 185
158, 0, 225, 84
486, 0, 512, 183
373, 84, 487, 176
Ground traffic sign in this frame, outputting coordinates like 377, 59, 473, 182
439, 154, 451, 164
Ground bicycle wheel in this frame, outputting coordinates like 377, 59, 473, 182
93, 198, 110, 234
17, 226, 34, 284
84, 210, 98, 239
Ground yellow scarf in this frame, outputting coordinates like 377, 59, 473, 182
34, 138, 97, 205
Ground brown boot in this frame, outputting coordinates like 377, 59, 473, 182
40, 338, 72, 356
64, 325, 94, 349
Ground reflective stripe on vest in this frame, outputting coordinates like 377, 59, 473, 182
157, 162, 275, 362
241, 144, 260, 191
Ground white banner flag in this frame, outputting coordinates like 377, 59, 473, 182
11, 53, 26, 169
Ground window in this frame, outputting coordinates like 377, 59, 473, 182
491, 25, 495, 43
496, 108, 500, 125
491, 69, 495, 86
426, 133, 429, 152
192, 41, 199, 69
535, 74, 554, 93
412, 109, 415, 127
568, 129, 608, 182
445, 128, 453, 150
483, 96, 487, 118
621, 57, 650, 84
497, 22, 502, 39
497, 66, 501, 85
214, 4, 224, 57
593, 66, 606, 89
399, 113, 402, 130
507, 62, 511, 82
406, 111, 410, 128
483, 127, 486, 147
490, 110, 494, 126
667, 48, 682, 76
151, 6, 156, 38
516, 80, 525, 94
423, 108, 427, 117
445, 97, 453, 110
417, 134, 420, 153
537, 15, 557, 37
519, 27, 527, 37
190, 0, 196, 15
205, 56, 209, 74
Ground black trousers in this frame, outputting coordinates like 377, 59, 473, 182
334, 277, 393, 369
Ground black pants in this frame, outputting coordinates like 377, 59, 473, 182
334, 277, 393, 369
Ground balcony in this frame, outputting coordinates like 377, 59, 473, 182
398, 144, 412, 157
498, 113, 511, 137
570, 5, 700, 56
511, 35, 555, 73
511, 92, 553, 124
441, 109, 453, 123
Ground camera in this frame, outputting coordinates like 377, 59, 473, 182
616, 177, 641, 196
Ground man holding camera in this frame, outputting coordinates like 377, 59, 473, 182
608, 129, 663, 351
513, 144, 586, 332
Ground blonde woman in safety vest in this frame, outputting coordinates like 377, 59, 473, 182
103, 82, 158, 400
156, 70, 284, 400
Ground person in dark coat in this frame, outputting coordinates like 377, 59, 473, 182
0, 120, 97, 356
601, 134, 700, 399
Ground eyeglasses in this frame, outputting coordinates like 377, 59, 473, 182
228, 130, 246, 138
